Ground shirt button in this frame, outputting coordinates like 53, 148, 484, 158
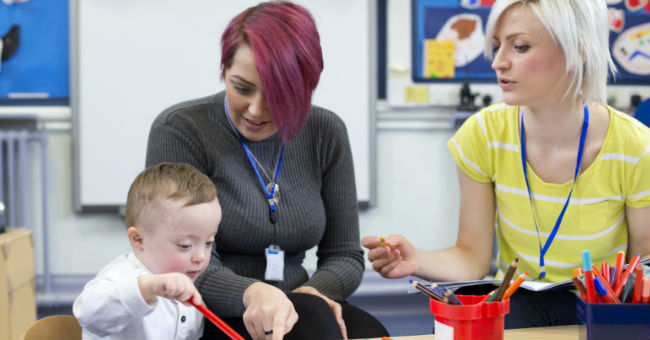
181, 315, 186, 323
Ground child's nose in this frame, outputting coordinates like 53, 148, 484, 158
192, 249, 208, 263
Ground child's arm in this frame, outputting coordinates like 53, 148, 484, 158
74, 270, 202, 337
138, 272, 203, 306
73, 269, 155, 337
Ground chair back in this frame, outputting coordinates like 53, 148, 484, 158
21, 315, 82, 340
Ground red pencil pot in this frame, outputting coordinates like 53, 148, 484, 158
430, 295, 510, 340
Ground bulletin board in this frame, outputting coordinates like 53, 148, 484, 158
0, 1, 69, 102
411, 0, 650, 84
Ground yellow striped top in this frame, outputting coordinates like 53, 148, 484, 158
447, 103, 650, 282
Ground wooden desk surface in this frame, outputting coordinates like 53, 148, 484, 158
383, 325, 579, 340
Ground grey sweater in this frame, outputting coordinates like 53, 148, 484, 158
146, 91, 364, 317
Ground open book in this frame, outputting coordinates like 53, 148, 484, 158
436, 278, 573, 292
435, 258, 650, 293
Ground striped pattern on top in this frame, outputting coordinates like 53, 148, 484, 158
447, 104, 650, 283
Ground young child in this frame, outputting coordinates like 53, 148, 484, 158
73, 162, 222, 339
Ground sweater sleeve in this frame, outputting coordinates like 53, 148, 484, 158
301, 111, 365, 301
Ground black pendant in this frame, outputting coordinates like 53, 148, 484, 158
269, 209, 277, 224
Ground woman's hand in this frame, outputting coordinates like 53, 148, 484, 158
361, 234, 418, 278
242, 282, 298, 340
292, 286, 348, 340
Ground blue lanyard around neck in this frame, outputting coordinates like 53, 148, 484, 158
225, 98, 284, 224
519, 104, 589, 279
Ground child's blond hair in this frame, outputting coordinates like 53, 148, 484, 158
125, 162, 217, 228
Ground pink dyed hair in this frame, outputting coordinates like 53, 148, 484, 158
221, 1, 324, 141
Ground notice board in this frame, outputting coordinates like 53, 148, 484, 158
411, 0, 650, 84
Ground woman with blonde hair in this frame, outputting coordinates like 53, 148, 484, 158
364, 0, 649, 328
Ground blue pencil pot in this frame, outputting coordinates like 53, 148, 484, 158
576, 296, 650, 340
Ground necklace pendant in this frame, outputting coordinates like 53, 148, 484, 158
269, 209, 277, 224
266, 183, 280, 205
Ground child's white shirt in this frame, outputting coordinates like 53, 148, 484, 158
73, 252, 204, 340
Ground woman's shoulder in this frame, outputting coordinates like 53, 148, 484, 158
294, 105, 351, 149
475, 103, 518, 122
457, 103, 518, 140
607, 105, 650, 133
606, 105, 650, 151
307, 104, 345, 125
152, 92, 224, 127
303, 105, 348, 134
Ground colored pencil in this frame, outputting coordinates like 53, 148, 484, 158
410, 279, 447, 303
601, 262, 610, 284
593, 276, 617, 303
591, 264, 620, 303
441, 286, 463, 305
502, 271, 528, 300
582, 250, 597, 303
614, 254, 640, 298
632, 265, 644, 303
614, 251, 625, 289
642, 277, 650, 303
479, 288, 498, 303
622, 275, 636, 303
187, 299, 245, 340
572, 276, 587, 298
494, 257, 518, 301
430, 282, 444, 296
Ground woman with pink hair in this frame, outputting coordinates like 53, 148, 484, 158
146, 2, 387, 339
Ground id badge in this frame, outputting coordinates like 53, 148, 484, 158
265, 245, 284, 281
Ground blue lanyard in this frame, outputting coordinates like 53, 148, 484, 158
519, 104, 589, 279
225, 99, 284, 224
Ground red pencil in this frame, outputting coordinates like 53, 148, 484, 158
614, 251, 625, 289
572, 276, 587, 298
582, 251, 597, 303
632, 265, 644, 303
187, 299, 246, 340
614, 254, 640, 298
591, 265, 621, 303
601, 262, 610, 284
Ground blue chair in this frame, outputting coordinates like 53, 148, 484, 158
634, 97, 650, 128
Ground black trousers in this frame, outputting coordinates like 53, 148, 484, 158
201, 292, 389, 340
452, 284, 578, 329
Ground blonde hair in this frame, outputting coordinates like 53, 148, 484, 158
125, 162, 217, 228
484, 0, 616, 103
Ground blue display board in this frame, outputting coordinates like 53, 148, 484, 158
0, 1, 69, 101
412, 0, 650, 84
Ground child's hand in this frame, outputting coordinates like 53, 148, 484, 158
138, 273, 203, 306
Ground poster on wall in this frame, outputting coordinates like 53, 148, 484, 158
412, 0, 650, 84
0, 1, 69, 103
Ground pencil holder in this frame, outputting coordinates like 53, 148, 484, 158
429, 294, 509, 340
576, 295, 650, 340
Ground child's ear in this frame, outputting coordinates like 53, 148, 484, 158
127, 226, 144, 250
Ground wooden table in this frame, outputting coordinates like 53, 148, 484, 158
377, 325, 579, 340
